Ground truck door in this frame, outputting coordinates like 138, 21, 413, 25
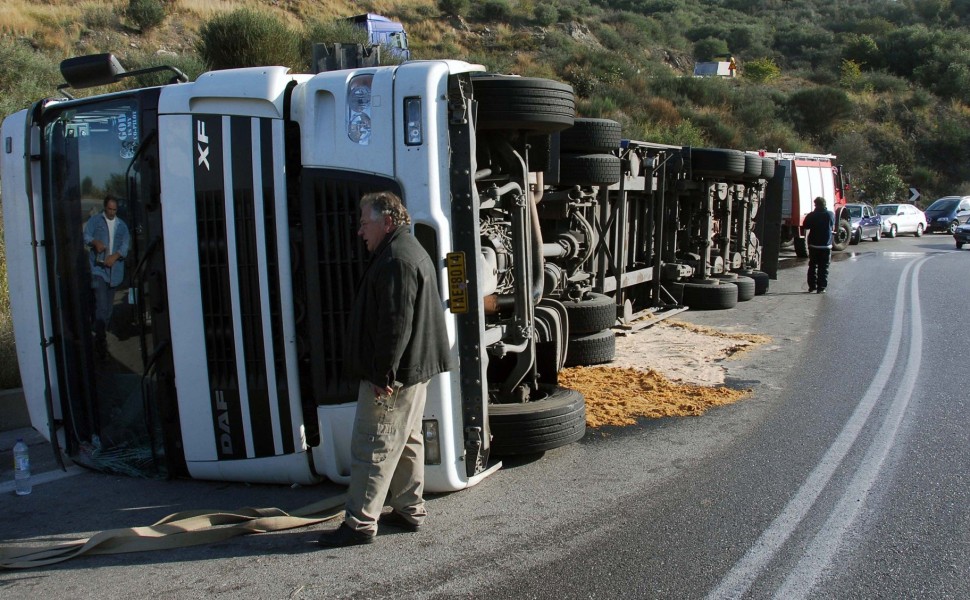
38, 92, 178, 476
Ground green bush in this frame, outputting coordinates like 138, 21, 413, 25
786, 86, 853, 137
744, 57, 781, 83
126, 0, 167, 32
0, 38, 61, 119
438, 0, 471, 17
197, 9, 301, 71
471, 0, 513, 22
693, 37, 729, 61
534, 4, 559, 26
83, 5, 118, 29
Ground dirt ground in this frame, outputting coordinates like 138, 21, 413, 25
563, 319, 770, 428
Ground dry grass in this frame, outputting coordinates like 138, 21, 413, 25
0, 209, 21, 390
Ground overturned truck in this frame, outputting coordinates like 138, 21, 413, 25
1, 53, 779, 492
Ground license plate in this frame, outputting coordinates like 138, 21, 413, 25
446, 252, 469, 314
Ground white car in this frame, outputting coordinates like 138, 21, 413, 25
875, 203, 926, 237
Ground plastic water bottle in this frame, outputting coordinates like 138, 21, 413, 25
13, 438, 32, 496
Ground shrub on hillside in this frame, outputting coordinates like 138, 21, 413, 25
126, 0, 167, 32
0, 39, 61, 118
786, 86, 853, 137
534, 5, 559, 26
744, 57, 781, 83
197, 9, 301, 71
693, 37, 729, 61
438, 0, 470, 18
471, 0, 513, 22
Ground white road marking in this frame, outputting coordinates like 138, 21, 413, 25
707, 256, 925, 600
0, 465, 85, 495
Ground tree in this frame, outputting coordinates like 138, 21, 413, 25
745, 57, 781, 83
786, 86, 853, 137
693, 37, 730, 61
865, 163, 905, 203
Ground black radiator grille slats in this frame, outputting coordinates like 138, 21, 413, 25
230, 117, 274, 458
261, 119, 295, 454
194, 114, 296, 460
296, 171, 401, 406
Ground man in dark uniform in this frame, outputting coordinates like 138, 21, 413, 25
802, 196, 836, 294
318, 191, 453, 547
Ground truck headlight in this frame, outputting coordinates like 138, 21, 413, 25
347, 74, 373, 145
404, 97, 422, 146
423, 419, 441, 464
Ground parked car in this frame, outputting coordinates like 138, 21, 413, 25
844, 203, 882, 244
954, 216, 970, 249
924, 196, 970, 234
875, 203, 926, 237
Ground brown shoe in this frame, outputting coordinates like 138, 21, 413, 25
317, 523, 375, 548
379, 511, 421, 532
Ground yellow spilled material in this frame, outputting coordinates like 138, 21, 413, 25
560, 366, 750, 428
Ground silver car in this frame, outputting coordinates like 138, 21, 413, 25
875, 203, 926, 237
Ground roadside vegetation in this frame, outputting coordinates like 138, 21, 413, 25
2, 0, 970, 388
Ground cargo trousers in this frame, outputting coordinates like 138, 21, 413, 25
344, 380, 429, 535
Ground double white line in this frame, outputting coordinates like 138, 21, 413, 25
708, 255, 931, 600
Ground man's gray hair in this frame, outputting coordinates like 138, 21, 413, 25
360, 191, 411, 226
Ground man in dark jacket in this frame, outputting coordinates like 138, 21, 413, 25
802, 196, 836, 293
319, 191, 453, 548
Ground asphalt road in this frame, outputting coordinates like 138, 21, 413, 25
1, 232, 967, 599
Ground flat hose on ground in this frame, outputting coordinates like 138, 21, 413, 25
0, 494, 346, 569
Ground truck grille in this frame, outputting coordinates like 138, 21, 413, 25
294, 170, 401, 405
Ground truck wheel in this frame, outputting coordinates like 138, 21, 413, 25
472, 75, 575, 134
794, 236, 809, 258
760, 158, 776, 179
682, 281, 738, 310
489, 386, 586, 455
564, 292, 617, 335
739, 269, 770, 295
732, 275, 756, 301
832, 220, 851, 251
743, 154, 763, 180
559, 118, 622, 153
559, 153, 622, 186
689, 148, 745, 178
564, 329, 616, 367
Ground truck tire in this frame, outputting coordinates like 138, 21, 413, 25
559, 153, 622, 186
560, 118, 622, 153
564, 292, 617, 335
832, 219, 851, 251
682, 281, 738, 310
714, 273, 755, 302
689, 148, 745, 178
739, 269, 770, 295
489, 386, 586, 455
564, 329, 616, 367
472, 75, 575, 134
794, 236, 808, 258
743, 154, 763, 180
760, 158, 775, 179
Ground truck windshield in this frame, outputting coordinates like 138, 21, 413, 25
42, 95, 168, 477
